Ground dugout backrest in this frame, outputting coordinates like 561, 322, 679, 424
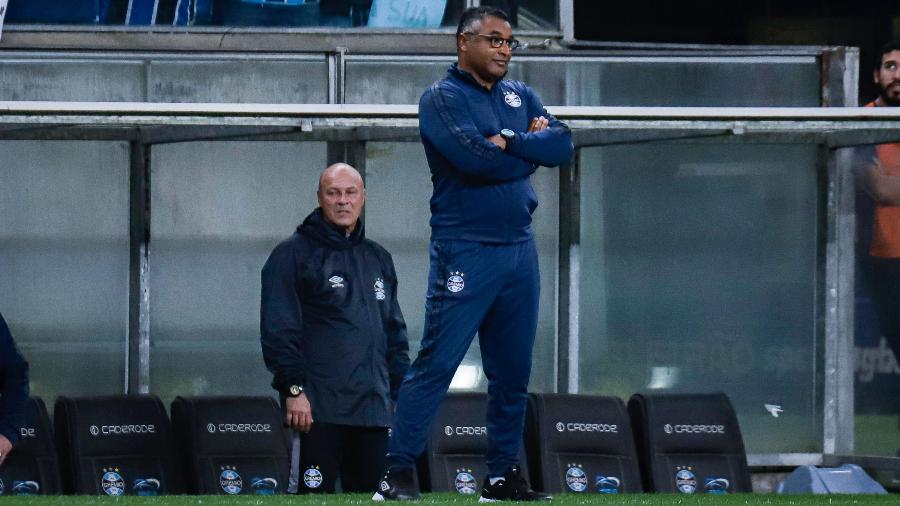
0, 397, 61, 495
627, 393, 751, 494
170, 396, 289, 495
525, 394, 642, 494
54, 395, 183, 496
419, 392, 529, 495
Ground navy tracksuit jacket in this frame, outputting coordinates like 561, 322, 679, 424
388, 64, 573, 476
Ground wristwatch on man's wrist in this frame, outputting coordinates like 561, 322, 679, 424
499, 129, 516, 150
287, 384, 304, 397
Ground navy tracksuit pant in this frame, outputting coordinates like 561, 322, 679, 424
387, 238, 540, 477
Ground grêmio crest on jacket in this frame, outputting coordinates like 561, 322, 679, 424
503, 89, 522, 108
373, 276, 387, 301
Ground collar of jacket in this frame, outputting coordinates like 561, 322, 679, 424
447, 63, 501, 93
298, 207, 365, 250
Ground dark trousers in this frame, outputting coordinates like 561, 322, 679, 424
295, 423, 388, 493
388, 238, 540, 477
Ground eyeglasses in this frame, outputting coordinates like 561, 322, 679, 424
465, 33, 521, 51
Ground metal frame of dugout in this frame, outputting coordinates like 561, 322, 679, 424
2, 102, 900, 480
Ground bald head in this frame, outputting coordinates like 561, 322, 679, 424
317, 163, 366, 235
318, 163, 364, 192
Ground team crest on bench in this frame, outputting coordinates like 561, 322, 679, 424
565, 463, 588, 492
101, 468, 125, 496
220, 466, 243, 494
454, 468, 477, 494
675, 467, 697, 494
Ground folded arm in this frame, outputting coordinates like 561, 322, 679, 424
421, 83, 537, 183
504, 90, 574, 167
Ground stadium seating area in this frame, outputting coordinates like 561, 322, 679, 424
2, 0, 447, 27
0, 0, 537, 27
0, 392, 750, 496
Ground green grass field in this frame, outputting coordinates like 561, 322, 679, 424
0, 494, 897, 505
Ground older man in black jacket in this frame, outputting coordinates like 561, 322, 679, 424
260, 163, 410, 494
1, 311, 29, 468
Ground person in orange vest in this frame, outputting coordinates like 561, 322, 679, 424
859, 41, 900, 362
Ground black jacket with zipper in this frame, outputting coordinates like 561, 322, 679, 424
260, 208, 410, 427
1, 312, 29, 446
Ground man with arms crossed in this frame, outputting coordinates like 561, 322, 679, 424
374, 6, 573, 502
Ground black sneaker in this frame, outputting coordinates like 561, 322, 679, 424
372, 467, 421, 501
479, 465, 551, 502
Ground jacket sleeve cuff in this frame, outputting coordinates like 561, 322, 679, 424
273, 374, 305, 396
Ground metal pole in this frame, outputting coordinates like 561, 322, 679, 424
820, 47, 860, 108
559, 0, 575, 44
822, 145, 856, 455
328, 47, 348, 106
557, 150, 580, 393
820, 46, 858, 456
127, 140, 151, 394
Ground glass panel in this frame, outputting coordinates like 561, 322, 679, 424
345, 56, 819, 106
0, 61, 146, 101
364, 142, 558, 393
578, 142, 820, 453
531, 164, 560, 393
344, 57, 571, 105
570, 58, 820, 107
344, 58, 453, 105
849, 143, 900, 457
0, 55, 817, 106
545, 57, 819, 106
149, 141, 326, 406
0, 57, 328, 103
482, 0, 557, 30
147, 58, 329, 103
0, 141, 130, 399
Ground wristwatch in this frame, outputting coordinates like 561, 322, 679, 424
499, 128, 516, 148
287, 384, 304, 397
